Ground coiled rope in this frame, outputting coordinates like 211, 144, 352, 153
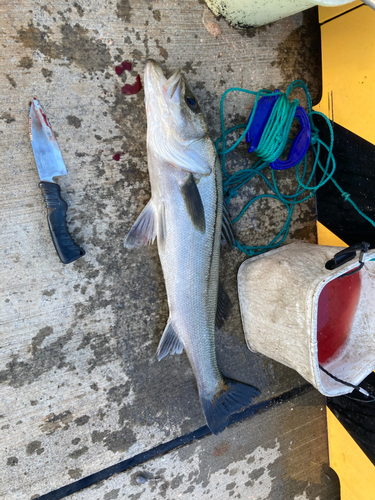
215, 80, 375, 257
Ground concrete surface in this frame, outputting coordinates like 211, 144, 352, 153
0, 0, 337, 498
69, 391, 339, 500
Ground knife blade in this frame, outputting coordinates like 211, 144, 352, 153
29, 99, 85, 264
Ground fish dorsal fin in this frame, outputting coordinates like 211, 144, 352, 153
180, 173, 206, 233
124, 200, 156, 248
216, 282, 232, 328
221, 203, 235, 247
157, 320, 184, 361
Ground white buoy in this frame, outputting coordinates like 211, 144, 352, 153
205, 0, 355, 28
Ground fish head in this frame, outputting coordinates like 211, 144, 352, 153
144, 59, 216, 176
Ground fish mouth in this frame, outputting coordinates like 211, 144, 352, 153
144, 59, 182, 102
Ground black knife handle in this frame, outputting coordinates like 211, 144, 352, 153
39, 181, 85, 264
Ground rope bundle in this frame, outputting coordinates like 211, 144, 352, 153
216, 80, 375, 257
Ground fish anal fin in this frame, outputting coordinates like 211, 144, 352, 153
157, 320, 184, 361
180, 173, 206, 233
216, 282, 232, 328
200, 379, 260, 435
221, 203, 235, 247
124, 200, 156, 249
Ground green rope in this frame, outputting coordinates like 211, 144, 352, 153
215, 80, 375, 257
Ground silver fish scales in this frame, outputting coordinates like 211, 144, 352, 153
125, 60, 259, 434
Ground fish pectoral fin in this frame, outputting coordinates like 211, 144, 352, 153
180, 173, 206, 233
124, 200, 157, 249
221, 203, 235, 247
157, 320, 184, 361
215, 282, 232, 328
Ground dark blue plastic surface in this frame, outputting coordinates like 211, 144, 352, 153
246, 93, 279, 153
246, 93, 311, 170
270, 106, 311, 170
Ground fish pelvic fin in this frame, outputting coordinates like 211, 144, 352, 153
200, 378, 260, 435
157, 319, 184, 361
124, 200, 156, 249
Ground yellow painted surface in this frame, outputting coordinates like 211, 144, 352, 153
316, 221, 348, 246
327, 408, 375, 500
319, 0, 363, 23
317, 9, 375, 497
314, 5, 375, 146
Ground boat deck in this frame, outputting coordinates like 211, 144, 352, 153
0, 1, 339, 498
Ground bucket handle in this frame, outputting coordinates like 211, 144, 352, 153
325, 241, 370, 273
319, 364, 375, 403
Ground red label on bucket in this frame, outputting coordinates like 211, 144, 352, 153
317, 271, 362, 365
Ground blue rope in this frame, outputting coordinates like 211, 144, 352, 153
215, 80, 375, 257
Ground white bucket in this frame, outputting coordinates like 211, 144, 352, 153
238, 241, 375, 397
205, 0, 355, 27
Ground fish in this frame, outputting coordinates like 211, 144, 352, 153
124, 59, 260, 434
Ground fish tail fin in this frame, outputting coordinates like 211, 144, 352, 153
200, 379, 260, 435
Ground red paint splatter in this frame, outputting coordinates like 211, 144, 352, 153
115, 61, 132, 76
121, 75, 142, 95
317, 271, 362, 364
113, 153, 121, 161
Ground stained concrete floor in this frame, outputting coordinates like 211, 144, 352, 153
0, 1, 340, 499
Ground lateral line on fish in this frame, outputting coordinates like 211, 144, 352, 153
206, 162, 220, 312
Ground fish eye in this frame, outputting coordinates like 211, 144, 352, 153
186, 95, 199, 112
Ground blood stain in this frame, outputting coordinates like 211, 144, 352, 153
39, 108, 50, 128
113, 153, 121, 161
121, 75, 142, 95
115, 61, 132, 76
